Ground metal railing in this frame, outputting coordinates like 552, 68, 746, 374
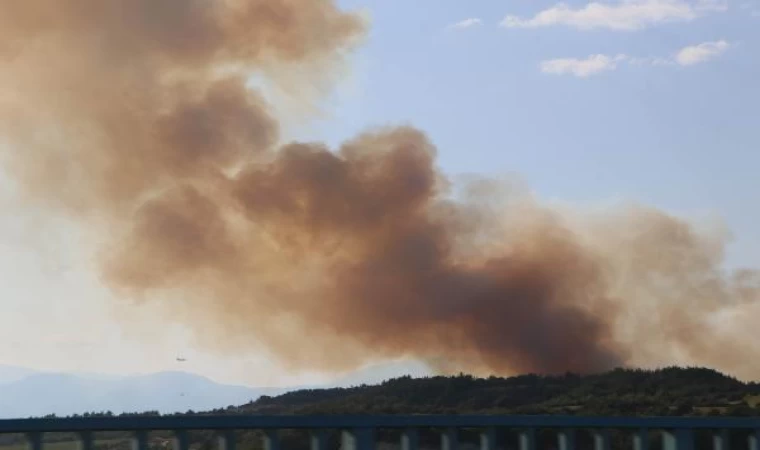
1, 415, 759, 450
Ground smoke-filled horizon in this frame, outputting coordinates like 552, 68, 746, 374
0, 0, 758, 378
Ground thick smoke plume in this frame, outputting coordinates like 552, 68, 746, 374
1, 0, 759, 377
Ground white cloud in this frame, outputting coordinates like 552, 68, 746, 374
448, 18, 483, 30
540, 54, 628, 77
694, 0, 729, 11
501, 0, 726, 31
739, 0, 760, 11
542, 41, 730, 77
675, 40, 730, 65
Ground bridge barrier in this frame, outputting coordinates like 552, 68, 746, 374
0, 415, 758, 450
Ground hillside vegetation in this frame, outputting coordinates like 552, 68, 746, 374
226, 366, 760, 417
2, 367, 760, 450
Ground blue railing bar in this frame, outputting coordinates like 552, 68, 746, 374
1, 415, 759, 433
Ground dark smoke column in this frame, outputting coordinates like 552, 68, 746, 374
4, 0, 755, 379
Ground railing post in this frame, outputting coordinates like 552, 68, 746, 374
78, 431, 94, 450
663, 429, 694, 450
342, 428, 375, 450
217, 430, 236, 450
749, 430, 760, 450
558, 429, 576, 450
311, 430, 328, 450
633, 429, 650, 450
480, 428, 497, 450
25, 432, 43, 450
132, 431, 149, 450
594, 429, 611, 450
713, 429, 729, 450
519, 429, 536, 450
401, 428, 419, 450
442, 428, 458, 450
173, 430, 189, 450
263, 430, 280, 450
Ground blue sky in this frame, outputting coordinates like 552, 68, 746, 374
294, 0, 760, 269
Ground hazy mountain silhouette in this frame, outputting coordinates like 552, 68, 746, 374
0, 364, 39, 384
0, 360, 429, 418
0, 370, 286, 418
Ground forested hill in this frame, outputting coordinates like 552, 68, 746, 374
4, 367, 760, 450
220, 367, 760, 417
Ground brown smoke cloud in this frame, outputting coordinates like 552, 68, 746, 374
1, 0, 759, 378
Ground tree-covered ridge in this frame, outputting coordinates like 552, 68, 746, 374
224, 367, 759, 417
20, 366, 758, 420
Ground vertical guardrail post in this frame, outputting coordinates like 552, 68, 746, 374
594, 429, 611, 450
633, 429, 650, 450
25, 432, 43, 450
342, 428, 375, 450
442, 428, 458, 450
519, 429, 536, 450
401, 428, 419, 450
263, 430, 280, 450
311, 430, 328, 450
480, 428, 497, 450
132, 431, 149, 450
217, 430, 236, 450
663, 429, 694, 450
712, 429, 729, 450
558, 429, 576, 450
78, 431, 94, 450
173, 430, 190, 450
749, 430, 760, 450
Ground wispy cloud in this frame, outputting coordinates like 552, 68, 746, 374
541, 54, 628, 77
626, 56, 677, 66
447, 18, 483, 30
542, 40, 731, 77
739, 0, 760, 14
501, 0, 726, 31
674, 40, 731, 65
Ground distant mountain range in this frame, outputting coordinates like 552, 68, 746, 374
0, 368, 285, 418
0, 364, 39, 384
0, 360, 431, 419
